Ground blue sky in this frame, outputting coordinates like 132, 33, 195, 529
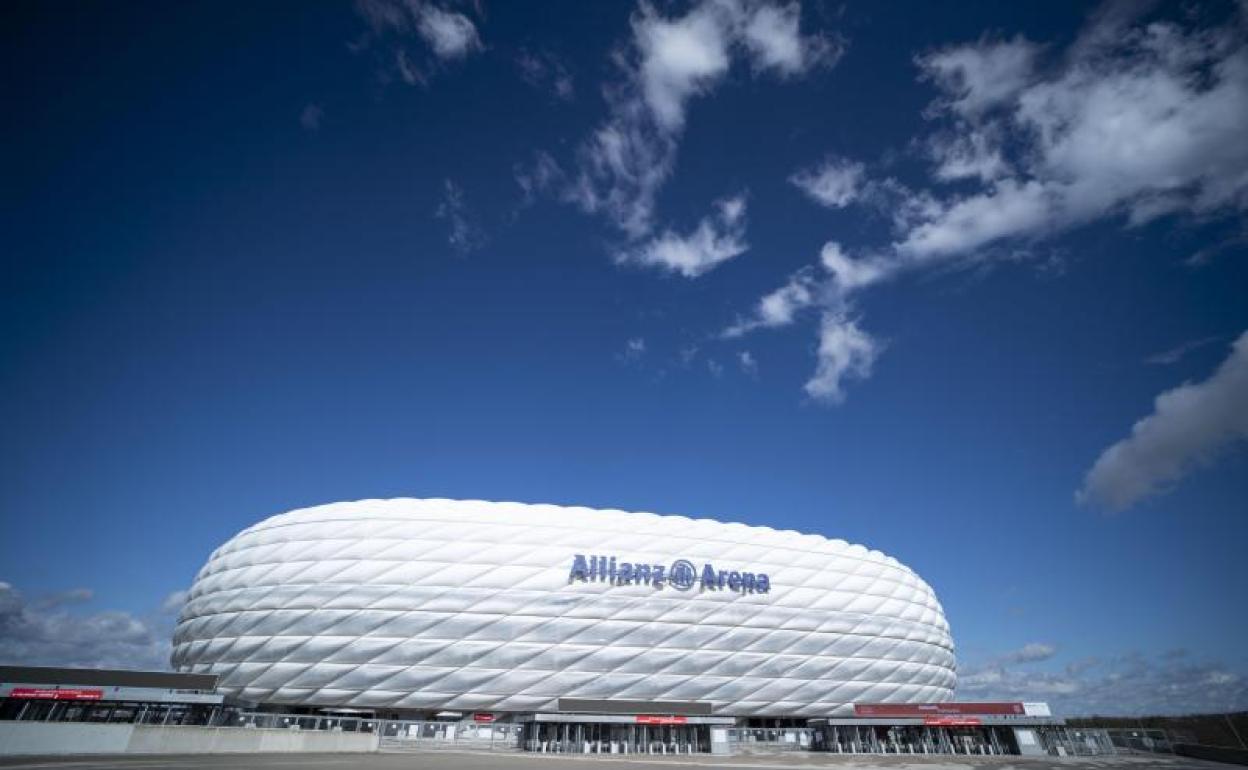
2, 0, 1247, 716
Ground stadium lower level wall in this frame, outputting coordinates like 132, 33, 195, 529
0, 722, 380, 756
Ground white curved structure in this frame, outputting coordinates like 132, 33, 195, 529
172, 499, 955, 715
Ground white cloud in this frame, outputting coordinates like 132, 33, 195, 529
803, 313, 880, 403
634, 2, 733, 133
819, 241, 886, 291
616, 194, 748, 277
724, 241, 883, 344
0, 582, 172, 670
353, 0, 481, 86
435, 178, 485, 254
1003, 642, 1058, 664
723, 265, 822, 337
961, 647, 1248, 716
741, 2, 840, 77
927, 127, 1009, 183
568, 0, 837, 240
415, 4, 481, 60
742, 4, 1248, 405
738, 350, 758, 375
899, 9, 1248, 260
1078, 330, 1248, 511
790, 157, 865, 208
299, 103, 324, 131
618, 337, 647, 364
917, 36, 1040, 118
160, 590, 189, 616
894, 178, 1054, 261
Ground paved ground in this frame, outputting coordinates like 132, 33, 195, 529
0, 751, 1227, 770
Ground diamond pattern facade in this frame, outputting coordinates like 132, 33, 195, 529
172, 498, 956, 716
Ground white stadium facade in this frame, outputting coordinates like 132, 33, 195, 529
0, 498, 1073, 757
171, 498, 956, 716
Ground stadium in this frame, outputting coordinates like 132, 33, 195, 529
2, 499, 1072, 756
171, 498, 956, 716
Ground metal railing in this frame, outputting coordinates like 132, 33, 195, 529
726, 727, 815, 751
377, 720, 522, 751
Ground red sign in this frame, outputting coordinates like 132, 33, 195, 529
9, 688, 104, 701
473, 713, 495, 723
923, 717, 983, 726
636, 715, 687, 725
855, 702, 1023, 717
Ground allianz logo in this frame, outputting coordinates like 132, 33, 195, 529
568, 554, 771, 593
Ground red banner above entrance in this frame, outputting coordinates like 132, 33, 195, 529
855, 702, 1024, 716
923, 716, 983, 726
9, 688, 104, 701
635, 715, 688, 725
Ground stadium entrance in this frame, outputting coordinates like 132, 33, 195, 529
518, 714, 730, 754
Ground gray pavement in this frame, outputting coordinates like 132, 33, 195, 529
0, 752, 1228, 770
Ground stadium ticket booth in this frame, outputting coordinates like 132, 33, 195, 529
518, 713, 730, 754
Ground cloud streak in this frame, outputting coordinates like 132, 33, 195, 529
1078, 330, 1248, 512
435, 179, 486, 254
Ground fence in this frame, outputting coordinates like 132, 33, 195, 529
1, 704, 1181, 759
377, 719, 522, 751
1035, 727, 1170, 757
1105, 728, 1173, 753
726, 727, 815, 752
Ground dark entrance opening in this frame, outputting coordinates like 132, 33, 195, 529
521, 721, 710, 754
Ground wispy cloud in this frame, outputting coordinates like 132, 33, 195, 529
790, 157, 865, 209
1145, 335, 1224, 366
617, 337, 647, 364
1002, 641, 1058, 664
732, 3, 1248, 405
514, 151, 566, 207
299, 103, 324, 132
961, 646, 1248, 716
353, 0, 482, 86
159, 590, 189, 616
898, 7, 1248, 259
1078, 330, 1248, 512
414, 3, 482, 60
516, 49, 574, 100
804, 313, 880, 403
615, 194, 748, 277
434, 178, 485, 254
724, 265, 823, 338
0, 581, 173, 671
738, 350, 758, 376
561, 0, 838, 248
